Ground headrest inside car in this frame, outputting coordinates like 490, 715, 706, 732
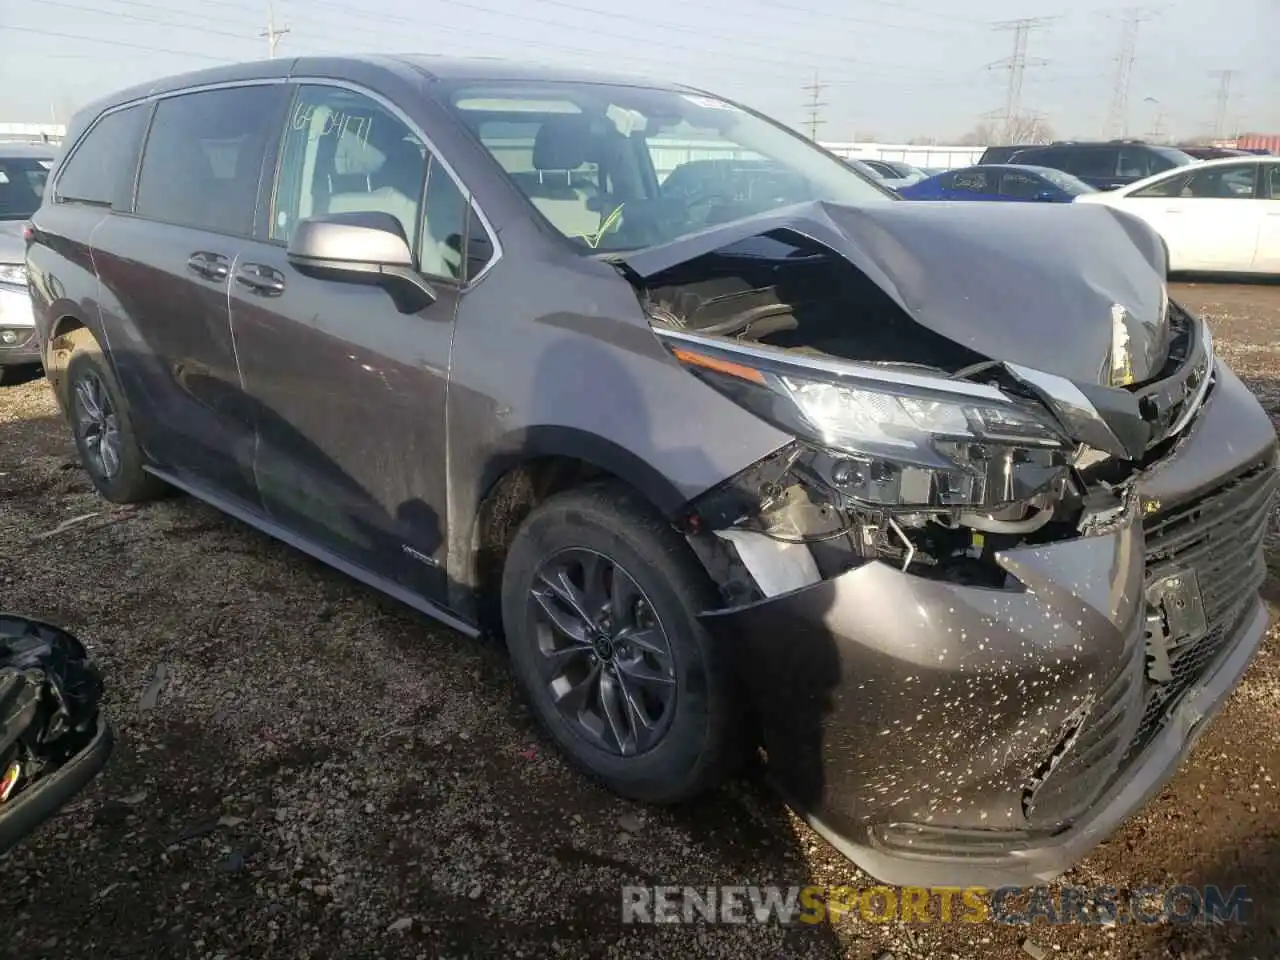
533, 115, 599, 172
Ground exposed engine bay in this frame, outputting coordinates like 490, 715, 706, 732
622, 227, 1215, 604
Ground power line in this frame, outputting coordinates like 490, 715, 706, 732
262, 0, 289, 59
287, 0, 969, 81
1103, 6, 1163, 139
986, 17, 1054, 143
1210, 69, 1236, 141
802, 73, 827, 140
5, 24, 236, 63
30, 0, 259, 44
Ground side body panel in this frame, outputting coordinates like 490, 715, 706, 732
91, 215, 258, 499
443, 227, 794, 613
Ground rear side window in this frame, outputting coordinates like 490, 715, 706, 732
1071, 149, 1117, 179
135, 86, 281, 236
951, 169, 993, 194
55, 104, 149, 208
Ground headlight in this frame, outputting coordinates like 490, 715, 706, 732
0, 263, 28, 288
661, 330, 1070, 510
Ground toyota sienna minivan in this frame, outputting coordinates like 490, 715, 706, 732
25, 55, 1278, 886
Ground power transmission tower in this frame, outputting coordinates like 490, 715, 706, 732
802, 74, 827, 141
1210, 69, 1236, 141
1104, 7, 1163, 139
1143, 97, 1166, 141
261, 0, 289, 59
985, 18, 1053, 143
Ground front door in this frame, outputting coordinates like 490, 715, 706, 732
230, 82, 473, 601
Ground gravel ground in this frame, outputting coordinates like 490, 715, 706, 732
2, 280, 1280, 960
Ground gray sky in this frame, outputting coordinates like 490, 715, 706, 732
3, 0, 1275, 141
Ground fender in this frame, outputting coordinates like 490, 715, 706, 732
475, 423, 694, 520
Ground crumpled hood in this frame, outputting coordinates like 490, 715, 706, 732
618, 199, 1171, 387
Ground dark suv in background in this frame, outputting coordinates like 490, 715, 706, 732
1006, 140, 1197, 190
24, 56, 1278, 888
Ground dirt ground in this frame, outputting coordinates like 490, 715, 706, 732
2, 280, 1280, 960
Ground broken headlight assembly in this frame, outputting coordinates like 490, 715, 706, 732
661, 328, 1076, 588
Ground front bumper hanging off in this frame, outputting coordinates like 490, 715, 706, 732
704, 363, 1278, 887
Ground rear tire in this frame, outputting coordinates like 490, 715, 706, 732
501, 482, 743, 803
65, 350, 167, 504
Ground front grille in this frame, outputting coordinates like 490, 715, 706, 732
1129, 458, 1279, 754
1028, 458, 1276, 831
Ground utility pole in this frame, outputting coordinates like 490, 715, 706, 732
801, 73, 827, 141
261, 0, 289, 59
1103, 7, 1162, 139
1210, 69, 1235, 141
986, 18, 1053, 144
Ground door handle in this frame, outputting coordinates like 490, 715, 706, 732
1163, 208, 1184, 214
186, 251, 230, 281
235, 263, 286, 296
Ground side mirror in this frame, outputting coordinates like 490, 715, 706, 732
287, 212, 437, 314
1035, 191, 1056, 202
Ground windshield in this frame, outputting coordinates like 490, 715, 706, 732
1037, 168, 1096, 195
0, 155, 51, 220
444, 82, 890, 253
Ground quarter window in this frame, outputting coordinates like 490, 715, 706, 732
135, 86, 281, 235
55, 104, 149, 209
420, 158, 468, 280
1266, 165, 1280, 200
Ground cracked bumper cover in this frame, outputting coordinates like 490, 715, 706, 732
702, 362, 1278, 887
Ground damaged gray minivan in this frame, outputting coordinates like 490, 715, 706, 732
26, 56, 1277, 886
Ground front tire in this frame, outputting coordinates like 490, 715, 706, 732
501, 482, 742, 803
65, 349, 166, 504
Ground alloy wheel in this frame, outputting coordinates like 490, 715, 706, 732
529, 548, 678, 756
72, 371, 122, 480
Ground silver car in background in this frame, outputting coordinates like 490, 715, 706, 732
0, 141, 55, 383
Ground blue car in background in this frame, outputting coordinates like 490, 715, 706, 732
897, 164, 1097, 202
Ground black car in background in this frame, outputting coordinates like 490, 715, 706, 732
1177, 145, 1251, 161
1007, 140, 1197, 190
977, 144, 1038, 165
24, 55, 1278, 888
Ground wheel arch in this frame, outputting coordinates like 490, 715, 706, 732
455, 426, 699, 633
43, 310, 106, 406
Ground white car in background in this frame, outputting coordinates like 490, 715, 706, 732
1074, 155, 1280, 275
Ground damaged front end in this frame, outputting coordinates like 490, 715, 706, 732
0, 615, 112, 855
625, 207, 1278, 886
